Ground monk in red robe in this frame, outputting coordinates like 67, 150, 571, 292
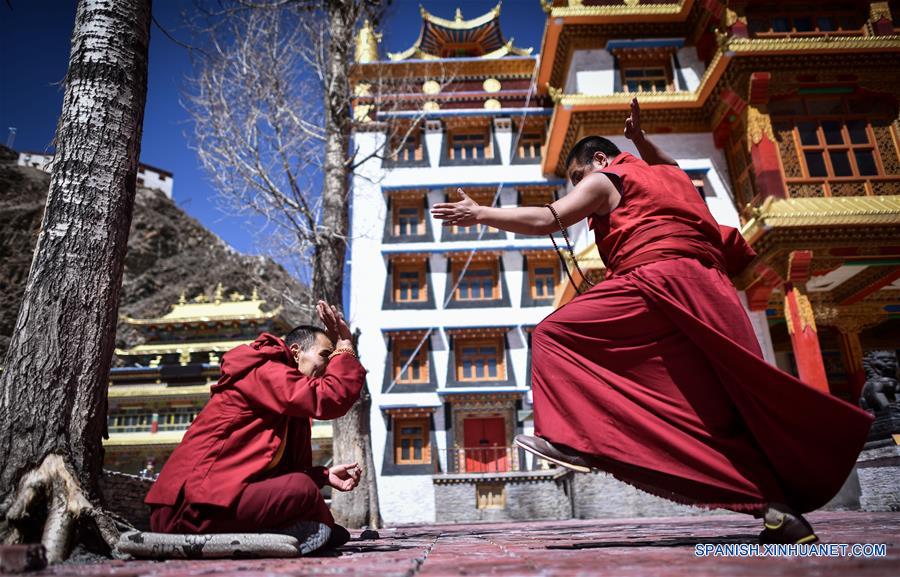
145, 300, 364, 554
432, 99, 873, 544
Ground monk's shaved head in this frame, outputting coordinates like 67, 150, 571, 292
566, 136, 621, 170
284, 325, 327, 350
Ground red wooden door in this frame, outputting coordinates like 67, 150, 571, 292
463, 417, 508, 473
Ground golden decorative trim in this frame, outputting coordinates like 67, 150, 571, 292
420, 2, 502, 31
484, 98, 502, 110
103, 431, 185, 448
423, 101, 440, 112
870, 2, 893, 22
355, 20, 381, 63
115, 339, 251, 357
727, 35, 900, 54
550, 0, 685, 18
383, 328, 431, 339
741, 196, 900, 238
785, 288, 817, 335
746, 105, 774, 150
107, 384, 210, 399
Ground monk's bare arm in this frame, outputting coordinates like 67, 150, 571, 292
625, 97, 678, 166
431, 174, 620, 235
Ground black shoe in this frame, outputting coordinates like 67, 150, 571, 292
759, 505, 819, 544
326, 524, 351, 549
514, 434, 597, 473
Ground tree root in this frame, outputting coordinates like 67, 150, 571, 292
3, 454, 120, 563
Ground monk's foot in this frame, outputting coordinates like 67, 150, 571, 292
275, 521, 332, 555
326, 524, 351, 549
514, 434, 597, 473
759, 504, 819, 545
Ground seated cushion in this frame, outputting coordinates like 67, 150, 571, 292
116, 530, 302, 559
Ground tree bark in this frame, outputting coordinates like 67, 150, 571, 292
0, 0, 151, 562
319, 0, 380, 529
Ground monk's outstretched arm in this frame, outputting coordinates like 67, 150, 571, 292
625, 97, 678, 167
431, 173, 620, 235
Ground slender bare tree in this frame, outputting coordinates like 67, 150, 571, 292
183, 0, 439, 528
0, 0, 151, 562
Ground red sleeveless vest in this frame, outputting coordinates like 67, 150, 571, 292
588, 153, 749, 277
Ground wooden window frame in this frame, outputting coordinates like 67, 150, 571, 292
621, 65, 672, 94
746, 5, 864, 38
394, 417, 431, 465
448, 129, 493, 161
393, 337, 430, 384
389, 128, 425, 164
392, 263, 427, 303
528, 259, 559, 300
770, 95, 899, 197
392, 198, 425, 237
453, 260, 499, 302
515, 131, 545, 161
455, 337, 505, 382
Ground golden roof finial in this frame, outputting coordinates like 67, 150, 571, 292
193, 292, 208, 304
355, 19, 381, 63
229, 290, 245, 302
178, 291, 186, 306
251, 287, 260, 301
214, 283, 225, 304
455, 8, 463, 21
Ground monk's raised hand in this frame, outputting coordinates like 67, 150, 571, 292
430, 188, 480, 227
624, 97, 644, 141
328, 462, 361, 492
316, 300, 339, 343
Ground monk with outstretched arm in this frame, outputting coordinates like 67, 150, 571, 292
431, 98, 872, 544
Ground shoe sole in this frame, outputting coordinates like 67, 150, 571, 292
515, 437, 592, 473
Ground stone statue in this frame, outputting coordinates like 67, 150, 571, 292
859, 351, 899, 413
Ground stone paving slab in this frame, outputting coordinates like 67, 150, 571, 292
31, 511, 900, 577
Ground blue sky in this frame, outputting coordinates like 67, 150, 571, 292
0, 0, 546, 280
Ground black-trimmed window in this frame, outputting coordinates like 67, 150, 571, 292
384, 125, 429, 168
384, 192, 433, 243
441, 190, 506, 240
382, 411, 437, 475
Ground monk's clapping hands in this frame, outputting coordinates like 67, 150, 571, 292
328, 462, 362, 492
316, 300, 353, 349
431, 188, 480, 227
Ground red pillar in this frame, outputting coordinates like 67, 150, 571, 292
750, 137, 787, 199
783, 285, 829, 392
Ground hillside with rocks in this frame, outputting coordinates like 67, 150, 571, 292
0, 144, 311, 359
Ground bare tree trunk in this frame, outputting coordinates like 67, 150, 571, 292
319, 0, 380, 529
0, 0, 151, 562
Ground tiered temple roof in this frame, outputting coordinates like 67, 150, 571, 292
387, 3, 532, 61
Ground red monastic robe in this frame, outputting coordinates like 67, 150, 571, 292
145, 333, 365, 532
532, 153, 872, 514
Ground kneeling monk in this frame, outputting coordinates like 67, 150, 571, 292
145, 300, 364, 553
432, 98, 872, 544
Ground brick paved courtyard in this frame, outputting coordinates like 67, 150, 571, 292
34, 512, 900, 577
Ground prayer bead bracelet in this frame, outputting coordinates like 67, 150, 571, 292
328, 347, 357, 360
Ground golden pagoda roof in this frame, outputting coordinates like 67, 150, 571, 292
122, 285, 283, 326
387, 2, 532, 61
